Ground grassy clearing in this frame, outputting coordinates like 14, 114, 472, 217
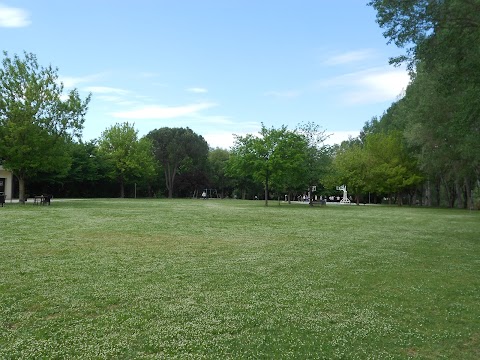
0, 199, 479, 359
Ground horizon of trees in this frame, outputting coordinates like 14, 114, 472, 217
3, 105, 479, 208
2, 0, 480, 211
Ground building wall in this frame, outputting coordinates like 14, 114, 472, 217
0, 166, 13, 200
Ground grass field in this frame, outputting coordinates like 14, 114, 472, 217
0, 199, 479, 359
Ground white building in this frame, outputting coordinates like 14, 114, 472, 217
0, 165, 13, 200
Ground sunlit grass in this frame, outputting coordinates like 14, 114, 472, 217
1, 199, 479, 358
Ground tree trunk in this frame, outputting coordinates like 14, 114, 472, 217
423, 181, 431, 206
264, 171, 269, 206
19, 177, 26, 204
442, 178, 456, 208
264, 184, 268, 206
164, 165, 176, 198
120, 178, 125, 198
434, 179, 441, 207
455, 179, 464, 209
397, 192, 403, 206
409, 191, 415, 206
465, 178, 473, 210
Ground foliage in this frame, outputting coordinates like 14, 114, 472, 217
0, 200, 479, 358
328, 132, 423, 205
0, 51, 90, 202
28, 140, 116, 198
295, 121, 332, 202
225, 137, 259, 200
67, 141, 106, 183
98, 122, 156, 198
365, 132, 423, 201
147, 127, 209, 198
329, 141, 369, 203
208, 148, 233, 198
368, 0, 480, 208
229, 124, 311, 206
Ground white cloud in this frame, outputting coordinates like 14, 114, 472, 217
318, 66, 410, 105
203, 132, 236, 149
59, 74, 104, 89
324, 131, 360, 146
95, 95, 138, 106
186, 87, 208, 93
323, 49, 376, 66
0, 4, 30, 27
85, 86, 130, 95
345, 68, 410, 105
59, 76, 88, 89
112, 102, 217, 119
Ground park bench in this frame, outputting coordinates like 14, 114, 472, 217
34, 194, 52, 205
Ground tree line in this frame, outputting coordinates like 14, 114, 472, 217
323, 0, 479, 208
0, 51, 332, 204
1, 0, 480, 210
361, 0, 480, 207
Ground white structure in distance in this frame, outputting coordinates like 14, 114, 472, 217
336, 185, 351, 204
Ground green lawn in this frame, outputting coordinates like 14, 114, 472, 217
0, 199, 479, 359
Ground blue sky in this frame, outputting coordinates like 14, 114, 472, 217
1, 1, 409, 149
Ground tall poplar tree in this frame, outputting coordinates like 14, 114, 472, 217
369, 0, 480, 207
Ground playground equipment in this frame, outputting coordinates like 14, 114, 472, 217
336, 185, 351, 204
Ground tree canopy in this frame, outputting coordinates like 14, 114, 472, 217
368, 0, 480, 207
98, 122, 156, 198
147, 127, 209, 198
229, 124, 315, 206
0, 51, 90, 202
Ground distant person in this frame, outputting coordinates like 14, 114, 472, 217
202, 191, 207, 199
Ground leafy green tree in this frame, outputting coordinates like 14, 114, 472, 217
229, 124, 310, 206
364, 132, 423, 205
269, 130, 310, 203
225, 139, 259, 200
147, 127, 209, 198
329, 141, 369, 204
64, 140, 115, 197
369, 0, 480, 68
369, 0, 480, 208
0, 51, 91, 202
296, 122, 331, 205
67, 141, 106, 184
208, 148, 233, 198
98, 122, 156, 198
227, 134, 258, 199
